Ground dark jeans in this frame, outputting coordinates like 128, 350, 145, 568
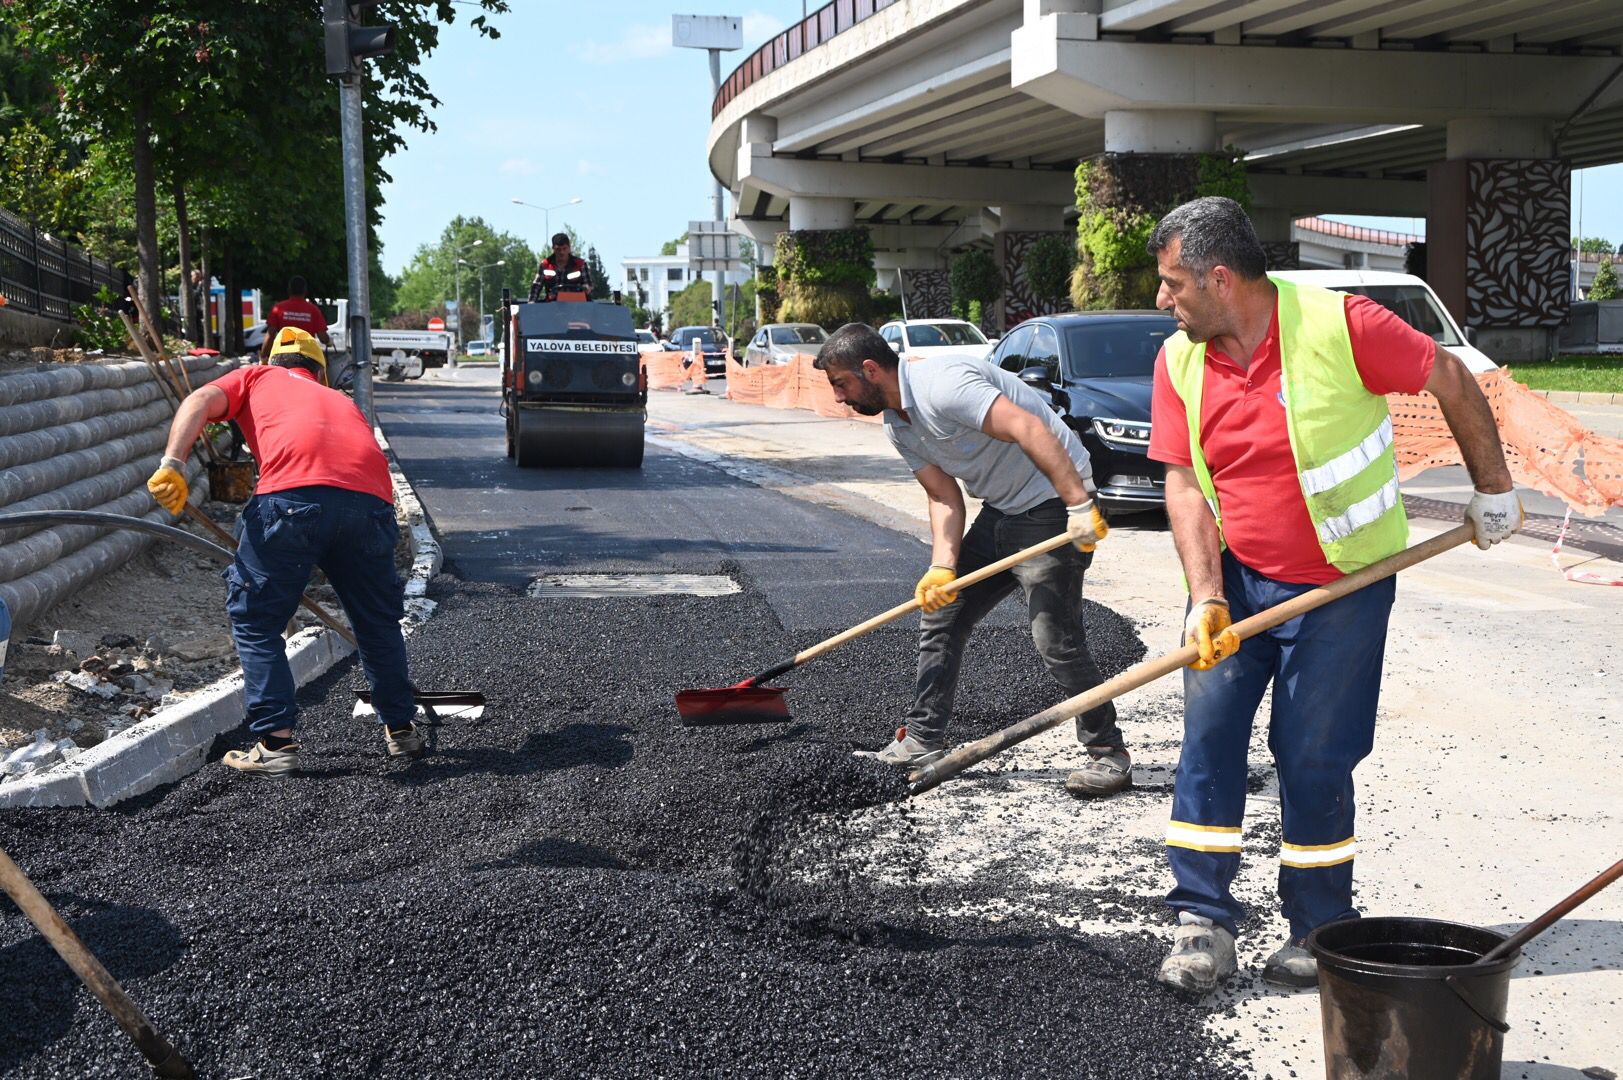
903, 498, 1122, 750
226, 486, 416, 735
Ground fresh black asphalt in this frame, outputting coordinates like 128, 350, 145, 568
0, 373, 1247, 1078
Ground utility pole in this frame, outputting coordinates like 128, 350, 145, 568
324, 0, 395, 424
674, 15, 741, 329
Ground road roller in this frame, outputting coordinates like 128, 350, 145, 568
499, 285, 646, 468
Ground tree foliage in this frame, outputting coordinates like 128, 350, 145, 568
667, 278, 716, 330
1574, 236, 1615, 256
1590, 260, 1620, 301
949, 249, 1000, 311
1024, 234, 1076, 306
392, 216, 536, 321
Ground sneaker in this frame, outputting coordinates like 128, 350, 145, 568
857, 728, 945, 769
1262, 937, 1318, 988
384, 724, 427, 760
1064, 748, 1133, 798
1157, 912, 1238, 996
223, 740, 300, 778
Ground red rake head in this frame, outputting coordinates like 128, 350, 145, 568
674, 685, 791, 726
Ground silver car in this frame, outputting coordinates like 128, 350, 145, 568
743, 323, 828, 366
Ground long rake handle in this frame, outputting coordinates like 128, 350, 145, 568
751, 531, 1075, 683
908, 525, 1475, 796
0, 846, 195, 1078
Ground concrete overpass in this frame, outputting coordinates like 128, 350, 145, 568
707, 0, 1623, 356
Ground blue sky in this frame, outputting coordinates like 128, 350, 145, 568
375, 5, 1623, 276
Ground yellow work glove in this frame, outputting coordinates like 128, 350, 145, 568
1066, 499, 1109, 553
1184, 597, 1240, 671
915, 565, 959, 614
146, 457, 189, 515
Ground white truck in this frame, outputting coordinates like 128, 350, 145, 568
327, 299, 456, 381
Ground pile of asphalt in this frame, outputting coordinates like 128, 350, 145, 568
0, 575, 1247, 1079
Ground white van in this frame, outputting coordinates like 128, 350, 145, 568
1273, 270, 1499, 373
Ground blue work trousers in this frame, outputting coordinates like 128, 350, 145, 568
1166, 551, 1395, 940
226, 486, 416, 735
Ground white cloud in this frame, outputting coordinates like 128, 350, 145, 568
580, 22, 670, 64
499, 158, 540, 177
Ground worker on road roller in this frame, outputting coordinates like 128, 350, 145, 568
530, 232, 592, 302
146, 327, 424, 778
1144, 197, 1522, 995
817, 324, 1129, 798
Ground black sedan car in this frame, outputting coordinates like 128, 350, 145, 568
988, 311, 1177, 511
669, 325, 730, 374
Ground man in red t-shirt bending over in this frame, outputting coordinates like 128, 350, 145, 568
1144, 198, 1522, 996
148, 327, 421, 777
259, 275, 331, 361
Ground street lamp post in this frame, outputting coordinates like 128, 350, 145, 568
511, 197, 583, 240
445, 237, 482, 352
464, 258, 506, 346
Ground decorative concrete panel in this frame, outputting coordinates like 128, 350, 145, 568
999, 230, 1070, 329
899, 269, 951, 319
1262, 242, 1300, 271
1464, 159, 1570, 329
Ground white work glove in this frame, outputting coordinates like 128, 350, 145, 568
1066, 499, 1109, 553
1464, 488, 1523, 550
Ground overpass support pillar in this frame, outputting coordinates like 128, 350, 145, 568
1251, 208, 1300, 271
1428, 118, 1566, 362
787, 197, 855, 231
994, 203, 1070, 330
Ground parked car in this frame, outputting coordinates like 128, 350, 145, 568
879, 318, 994, 361
636, 328, 666, 355
1273, 270, 1498, 372
743, 323, 828, 366
992, 312, 1175, 512
669, 326, 729, 374
465, 339, 492, 357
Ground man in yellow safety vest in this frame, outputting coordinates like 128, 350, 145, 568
1144, 197, 1522, 995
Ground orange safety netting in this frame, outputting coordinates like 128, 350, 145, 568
720, 351, 880, 423
644, 346, 708, 391
1391, 368, 1623, 517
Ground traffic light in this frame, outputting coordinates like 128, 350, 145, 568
323, 0, 396, 79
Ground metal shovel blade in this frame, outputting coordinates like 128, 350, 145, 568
675, 685, 791, 725
353, 690, 487, 722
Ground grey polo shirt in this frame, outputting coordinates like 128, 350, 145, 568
883, 353, 1093, 514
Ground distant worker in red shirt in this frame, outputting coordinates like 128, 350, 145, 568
259, 275, 332, 360
147, 327, 423, 778
1144, 197, 1521, 996
529, 233, 592, 302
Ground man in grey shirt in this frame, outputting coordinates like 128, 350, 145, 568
816, 323, 1130, 797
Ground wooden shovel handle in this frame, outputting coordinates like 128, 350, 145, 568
909, 525, 1476, 795
789, 531, 1075, 667
0, 846, 195, 1078
1478, 855, 1623, 965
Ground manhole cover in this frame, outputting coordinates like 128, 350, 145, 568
526, 574, 741, 598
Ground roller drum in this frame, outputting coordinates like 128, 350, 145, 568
512, 406, 644, 469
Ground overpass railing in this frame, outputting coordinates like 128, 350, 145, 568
714, 0, 900, 119
0, 205, 126, 322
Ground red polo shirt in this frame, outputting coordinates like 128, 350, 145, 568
211, 366, 394, 505
1147, 294, 1435, 584
265, 297, 329, 340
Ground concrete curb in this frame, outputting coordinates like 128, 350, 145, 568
0, 425, 443, 809
1529, 389, 1623, 405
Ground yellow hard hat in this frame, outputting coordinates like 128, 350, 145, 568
268, 326, 327, 377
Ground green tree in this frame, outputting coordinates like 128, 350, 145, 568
659, 231, 689, 257
585, 244, 611, 300
1590, 260, 1620, 301
1025, 234, 1076, 306
949, 249, 1000, 319
668, 278, 716, 329
393, 215, 537, 320
1574, 236, 1615, 256
0, 120, 88, 233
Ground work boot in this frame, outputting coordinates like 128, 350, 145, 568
858, 728, 945, 769
1157, 912, 1237, 996
223, 740, 300, 778
384, 723, 427, 760
1064, 748, 1132, 798
1261, 937, 1318, 988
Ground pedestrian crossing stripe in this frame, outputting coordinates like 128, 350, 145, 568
1166, 821, 1242, 853
1280, 838, 1356, 869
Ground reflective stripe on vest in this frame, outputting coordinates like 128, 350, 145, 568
1163, 276, 1408, 574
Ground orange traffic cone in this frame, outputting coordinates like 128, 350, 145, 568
684, 339, 710, 395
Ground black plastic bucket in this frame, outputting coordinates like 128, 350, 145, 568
1308, 917, 1520, 1080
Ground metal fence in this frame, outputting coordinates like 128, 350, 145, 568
0, 205, 128, 322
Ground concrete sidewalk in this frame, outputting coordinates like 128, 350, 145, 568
648, 386, 1623, 1080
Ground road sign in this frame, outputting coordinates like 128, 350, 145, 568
672, 15, 742, 51
427, 317, 445, 331
687, 220, 743, 272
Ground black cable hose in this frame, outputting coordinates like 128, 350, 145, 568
0, 510, 235, 564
